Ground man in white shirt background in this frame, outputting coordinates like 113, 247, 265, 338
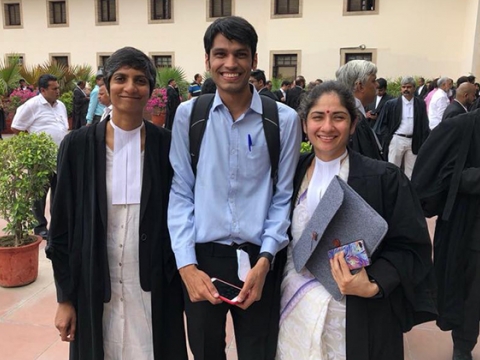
428, 77, 453, 129
11, 74, 68, 239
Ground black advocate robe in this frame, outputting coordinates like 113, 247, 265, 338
291, 151, 436, 360
374, 96, 430, 157
412, 110, 480, 331
349, 114, 385, 161
46, 119, 188, 360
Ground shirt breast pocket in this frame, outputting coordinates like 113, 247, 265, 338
245, 143, 270, 181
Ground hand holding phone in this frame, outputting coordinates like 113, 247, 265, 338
211, 278, 242, 305
327, 240, 370, 271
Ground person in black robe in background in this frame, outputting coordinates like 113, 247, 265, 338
336, 60, 384, 161
364, 77, 393, 128
165, 78, 181, 130
72, 80, 89, 129
277, 81, 436, 360
46, 47, 187, 360
412, 109, 480, 360
285, 76, 305, 111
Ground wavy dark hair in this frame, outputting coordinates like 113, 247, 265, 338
298, 80, 358, 125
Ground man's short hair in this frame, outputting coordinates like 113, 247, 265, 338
38, 74, 57, 90
376, 78, 387, 89
281, 80, 291, 87
19, 79, 25, 84
204, 16, 257, 62
250, 69, 266, 86
194, 73, 202, 81
295, 77, 306, 88
168, 78, 175, 85
104, 47, 157, 96
468, 75, 476, 84
401, 76, 416, 87
457, 76, 469, 87
201, 78, 217, 95
335, 60, 377, 92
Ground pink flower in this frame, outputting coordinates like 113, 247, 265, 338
7, 89, 36, 113
145, 88, 168, 114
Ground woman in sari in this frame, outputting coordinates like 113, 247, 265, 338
277, 81, 436, 360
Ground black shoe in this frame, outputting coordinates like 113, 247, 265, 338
34, 229, 49, 240
453, 348, 473, 360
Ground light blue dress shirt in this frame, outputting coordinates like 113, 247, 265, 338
168, 89, 302, 269
86, 85, 106, 123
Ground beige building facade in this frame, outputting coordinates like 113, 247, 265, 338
1, 0, 479, 83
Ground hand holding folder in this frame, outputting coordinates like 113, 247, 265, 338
292, 176, 388, 301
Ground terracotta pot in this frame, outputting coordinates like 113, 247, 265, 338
0, 235, 42, 287
151, 112, 166, 127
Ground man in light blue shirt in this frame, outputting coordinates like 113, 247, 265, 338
168, 16, 301, 360
86, 74, 106, 126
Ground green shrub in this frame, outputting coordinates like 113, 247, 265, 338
59, 91, 73, 117
0, 132, 57, 246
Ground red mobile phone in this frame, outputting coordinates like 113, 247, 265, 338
211, 278, 242, 305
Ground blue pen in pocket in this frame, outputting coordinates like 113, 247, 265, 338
247, 134, 253, 152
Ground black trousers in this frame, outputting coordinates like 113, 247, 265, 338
183, 243, 280, 360
33, 173, 57, 234
452, 249, 480, 352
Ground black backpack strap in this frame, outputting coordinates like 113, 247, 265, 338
260, 96, 280, 188
189, 94, 215, 176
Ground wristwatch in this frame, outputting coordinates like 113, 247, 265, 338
257, 252, 274, 270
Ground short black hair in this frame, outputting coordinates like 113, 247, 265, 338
204, 16, 257, 62
104, 46, 157, 96
250, 69, 266, 86
281, 80, 291, 87
168, 78, 175, 85
468, 75, 476, 84
38, 74, 57, 90
201, 78, 217, 95
19, 78, 26, 83
457, 76, 469, 87
376, 78, 387, 89
194, 73, 202, 81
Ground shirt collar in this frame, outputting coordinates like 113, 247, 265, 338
39, 93, 57, 107
212, 83, 262, 115
402, 96, 413, 105
454, 99, 468, 112
355, 97, 366, 117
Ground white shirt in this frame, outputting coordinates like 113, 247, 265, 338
416, 85, 425, 96
100, 105, 113, 122
103, 147, 153, 360
12, 94, 68, 146
375, 95, 382, 109
428, 89, 450, 129
355, 97, 366, 117
396, 96, 414, 135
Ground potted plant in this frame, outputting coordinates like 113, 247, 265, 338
59, 90, 74, 129
145, 87, 168, 127
3, 88, 36, 134
0, 132, 57, 287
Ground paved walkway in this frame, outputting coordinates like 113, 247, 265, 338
0, 217, 479, 359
